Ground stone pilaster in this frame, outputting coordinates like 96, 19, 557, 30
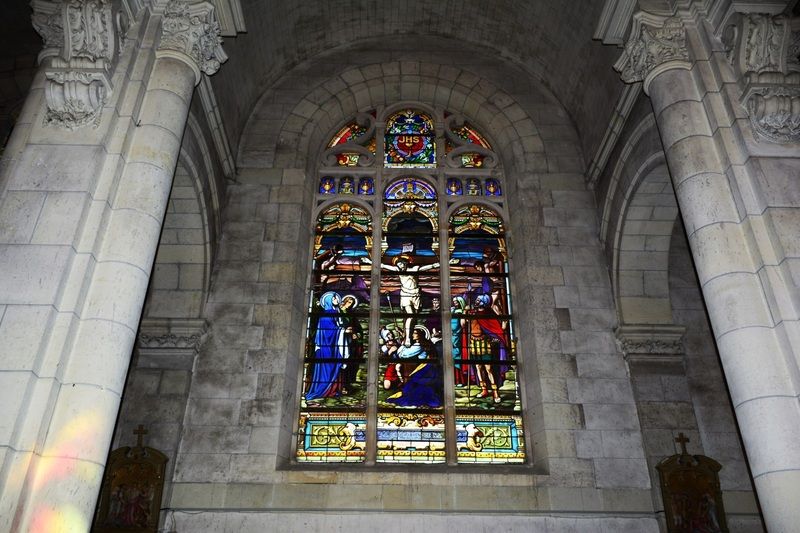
617, 8, 800, 532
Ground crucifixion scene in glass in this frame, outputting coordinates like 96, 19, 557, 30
297, 109, 525, 465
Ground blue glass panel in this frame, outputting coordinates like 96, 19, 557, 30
485, 178, 502, 196
319, 176, 336, 194
357, 177, 374, 195
384, 178, 436, 200
446, 178, 463, 196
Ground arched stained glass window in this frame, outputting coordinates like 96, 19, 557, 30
298, 107, 525, 465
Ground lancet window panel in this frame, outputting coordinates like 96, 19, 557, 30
298, 107, 525, 465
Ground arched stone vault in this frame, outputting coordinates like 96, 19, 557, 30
214, 3, 623, 163
598, 109, 680, 328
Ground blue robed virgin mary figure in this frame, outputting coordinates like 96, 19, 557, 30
306, 291, 350, 400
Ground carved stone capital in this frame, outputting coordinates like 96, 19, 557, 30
44, 69, 110, 129
722, 12, 800, 143
731, 13, 792, 76
742, 81, 800, 143
156, 0, 227, 84
31, 0, 64, 62
31, 0, 117, 130
614, 13, 692, 94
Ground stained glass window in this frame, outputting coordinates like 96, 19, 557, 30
384, 110, 435, 167
445, 121, 493, 168
300, 107, 525, 466
327, 115, 377, 166
298, 203, 371, 463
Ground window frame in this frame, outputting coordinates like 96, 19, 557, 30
293, 103, 531, 468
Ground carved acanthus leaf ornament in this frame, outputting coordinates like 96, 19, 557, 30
158, 1, 228, 81
726, 13, 800, 144
614, 14, 691, 92
31, 0, 117, 130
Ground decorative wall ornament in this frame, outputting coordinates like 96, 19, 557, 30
157, 0, 228, 81
64, 0, 115, 62
723, 13, 800, 143
31, 0, 64, 59
614, 13, 691, 93
31, 0, 117, 130
657, 433, 729, 533
738, 13, 790, 75
616, 324, 686, 370
620, 336, 684, 355
137, 318, 208, 353
44, 69, 109, 128
93, 425, 168, 532
742, 82, 800, 143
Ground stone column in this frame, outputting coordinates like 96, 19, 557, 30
616, 9, 800, 532
0, 1, 225, 531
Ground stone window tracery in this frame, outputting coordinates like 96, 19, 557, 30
297, 106, 525, 465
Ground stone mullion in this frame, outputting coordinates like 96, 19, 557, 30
438, 173, 457, 465
622, 13, 800, 532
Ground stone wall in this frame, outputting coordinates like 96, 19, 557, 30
124, 47, 662, 528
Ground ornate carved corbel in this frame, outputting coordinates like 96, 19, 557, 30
723, 12, 800, 143
616, 324, 686, 371
156, 0, 227, 84
31, 0, 117, 130
136, 318, 209, 368
614, 12, 692, 94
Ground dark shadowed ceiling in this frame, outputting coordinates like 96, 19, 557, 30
212, 0, 626, 166
5, 1, 627, 170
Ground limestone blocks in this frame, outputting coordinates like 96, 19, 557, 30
31, 0, 118, 129
614, 12, 691, 94
157, 0, 228, 84
721, 11, 800, 143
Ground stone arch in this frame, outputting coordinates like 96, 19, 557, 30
614, 162, 679, 326
599, 113, 681, 328
142, 113, 224, 320
238, 55, 564, 181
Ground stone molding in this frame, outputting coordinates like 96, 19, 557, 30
594, 0, 637, 45
721, 12, 800, 143
137, 317, 208, 353
614, 12, 692, 94
616, 324, 686, 367
156, 0, 228, 84
31, 0, 117, 130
